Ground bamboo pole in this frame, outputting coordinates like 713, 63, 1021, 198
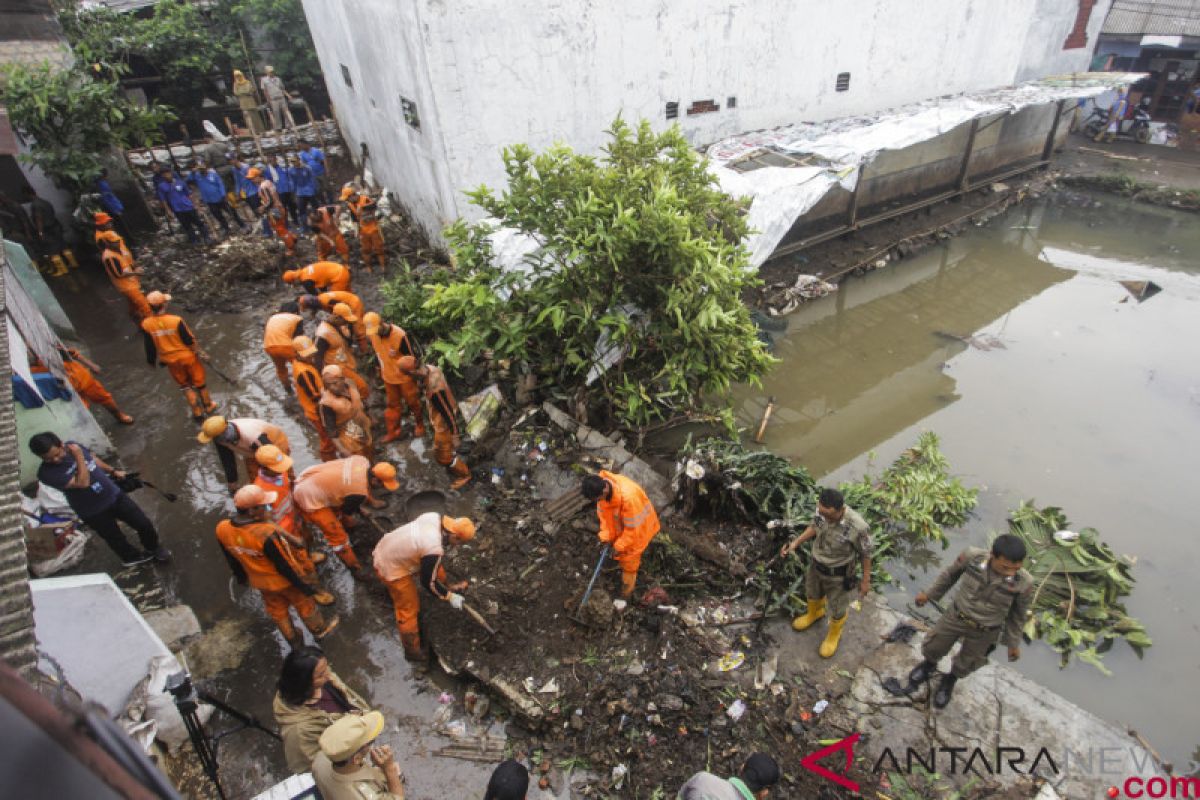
754, 396, 776, 443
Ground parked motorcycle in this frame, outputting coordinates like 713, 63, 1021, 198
1082, 97, 1152, 143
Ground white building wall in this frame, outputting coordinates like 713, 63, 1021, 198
298, 0, 457, 239
302, 0, 1109, 240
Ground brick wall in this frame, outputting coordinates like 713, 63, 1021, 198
0, 40, 71, 70
0, 263, 38, 678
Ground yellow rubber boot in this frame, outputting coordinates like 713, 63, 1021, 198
819, 614, 848, 658
63, 249, 80, 268
792, 598, 825, 631
49, 256, 69, 276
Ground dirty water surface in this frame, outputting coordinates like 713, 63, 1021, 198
736, 191, 1200, 774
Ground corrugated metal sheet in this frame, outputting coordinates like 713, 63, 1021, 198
0, 255, 38, 679
1102, 0, 1200, 36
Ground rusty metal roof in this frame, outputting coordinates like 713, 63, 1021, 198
1102, 0, 1200, 36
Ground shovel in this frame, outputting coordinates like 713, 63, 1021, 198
458, 600, 498, 637
570, 545, 610, 625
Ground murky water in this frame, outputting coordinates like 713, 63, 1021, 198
737, 192, 1200, 773
50, 271, 493, 798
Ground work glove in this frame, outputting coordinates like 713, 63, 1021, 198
447, 593, 464, 610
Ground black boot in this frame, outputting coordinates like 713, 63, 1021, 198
933, 674, 958, 709
903, 661, 935, 695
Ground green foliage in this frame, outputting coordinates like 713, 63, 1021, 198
679, 432, 976, 614
839, 432, 977, 546
54, 0, 323, 116
0, 62, 172, 190
381, 118, 774, 427
1008, 501, 1149, 674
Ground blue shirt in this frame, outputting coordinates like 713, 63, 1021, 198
299, 148, 325, 176
156, 177, 196, 213
37, 443, 121, 517
188, 169, 228, 204
270, 165, 293, 194
234, 166, 259, 198
97, 178, 124, 215
290, 164, 317, 197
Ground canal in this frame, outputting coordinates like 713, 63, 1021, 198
738, 190, 1200, 774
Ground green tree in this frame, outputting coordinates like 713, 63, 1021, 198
226, 0, 324, 96
0, 62, 173, 191
382, 118, 775, 428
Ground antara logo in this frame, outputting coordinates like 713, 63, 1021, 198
800, 732, 861, 792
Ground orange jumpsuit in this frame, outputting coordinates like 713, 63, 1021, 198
320, 383, 373, 460
370, 325, 423, 439
141, 312, 211, 418
263, 311, 304, 391
314, 291, 367, 349
293, 456, 372, 569
315, 320, 369, 398
95, 229, 133, 261
101, 249, 151, 323
425, 366, 470, 486
215, 517, 320, 641
259, 180, 297, 256
254, 467, 318, 577
311, 207, 349, 262
293, 358, 335, 461
215, 418, 291, 485
353, 196, 385, 270
595, 470, 661, 597
295, 261, 351, 293
372, 511, 447, 656
61, 351, 116, 411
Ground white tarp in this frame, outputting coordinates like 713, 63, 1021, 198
705, 73, 1147, 267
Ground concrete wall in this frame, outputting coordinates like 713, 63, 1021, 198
298, 0, 457, 240
301, 0, 1109, 241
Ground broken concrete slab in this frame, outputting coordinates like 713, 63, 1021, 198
541, 401, 672, 510
769, 596, 1165, 797
143, 605, 201, 652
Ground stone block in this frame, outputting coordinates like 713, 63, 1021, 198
143, 605, 201, 652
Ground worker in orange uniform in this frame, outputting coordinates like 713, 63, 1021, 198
343, 188, 385, 273
292, 456, 400, 577
314, 303, 369, 398
364, 313, 423, 443
282, 261, 351, 295
249, 167, 298, 256
372, 512, 475, 661
263, 301, 305, 393
401, 358, 470, 489
197, 415, 291, 494
254, 445, 335, 604
94, 212, 133, 262
57, 346, 134, 424
299, 291, 366, 351
581, 471, 661, 599
97, 237, 151, 324
140, 291, 217, 420
216, 484, 339, 646
307, 204, 349, 263
319, 365, 373, 460
291, 336, 336, 461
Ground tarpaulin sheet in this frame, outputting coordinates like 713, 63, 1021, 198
705, 73, 1147, 268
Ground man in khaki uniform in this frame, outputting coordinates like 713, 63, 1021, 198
311, 711, 404, 799
779, 488, 872, 658
892, 533, 1033, 708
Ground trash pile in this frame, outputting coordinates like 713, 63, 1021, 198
141, 233, 289, 311
1008, 501, 1150, 674
415, 412, 875, 797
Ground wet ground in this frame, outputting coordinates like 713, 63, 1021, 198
735, 190, 1200, 774
47, 246, 494, 798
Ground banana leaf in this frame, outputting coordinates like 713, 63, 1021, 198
1007, 501, 1149, 673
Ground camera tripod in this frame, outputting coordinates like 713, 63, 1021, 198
168, 672, 280, 800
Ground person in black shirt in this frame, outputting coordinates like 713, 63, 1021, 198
30, 432, 170, 566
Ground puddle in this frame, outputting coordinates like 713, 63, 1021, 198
737, 191, 1200, 773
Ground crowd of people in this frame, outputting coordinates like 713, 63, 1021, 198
22, 130, 1038, 796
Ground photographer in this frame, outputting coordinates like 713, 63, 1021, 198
30, 432, 171, 567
